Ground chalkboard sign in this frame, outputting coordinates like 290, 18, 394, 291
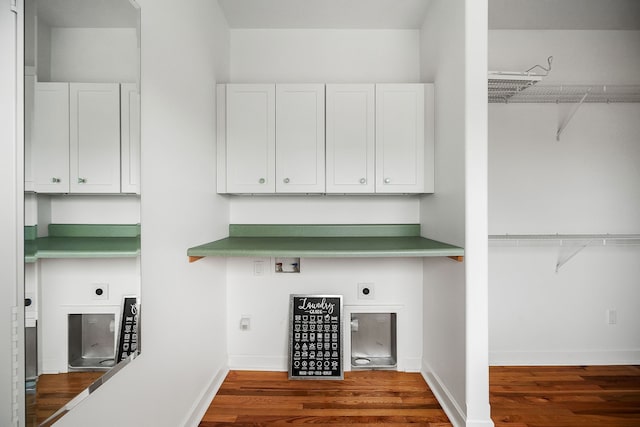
288, 295, 343, 380
116, 296, 140, 362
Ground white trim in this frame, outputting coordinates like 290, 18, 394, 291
490, 350, 640, 366
421, 363, 465, 427
182, 366, 230, 427
228, 355, 287, 371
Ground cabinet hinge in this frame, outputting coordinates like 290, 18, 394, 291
10, 0, 18, 13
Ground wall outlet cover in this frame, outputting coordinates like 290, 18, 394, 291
91, 283, 109, 301
358, 283, 375, 299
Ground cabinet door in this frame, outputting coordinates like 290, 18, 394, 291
275, 84, 325, 193
226, 84, 276, 193
375, 84, 425, 193
120, 83, 140, 194
326, 84, 375, 193
32, 82, 70, 193
69, 83, 121, 193
24, 73, 36, 192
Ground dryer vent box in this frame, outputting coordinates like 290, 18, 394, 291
350, 313, 397, 370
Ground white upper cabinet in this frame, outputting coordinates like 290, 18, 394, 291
376, 83, 433, 194
32, 82, 70, 193
225, 84, 276, 193
275, 84, 325, 193
69, 83, 121, 193
218, 82, 434, 195
120, 83, 141, 194
326, 84, 375, 194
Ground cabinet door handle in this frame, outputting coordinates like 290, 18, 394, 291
258, 178, 265, 184
359, 178, 366, 184
78, 178, 87, 184
51, 177, 60, 183
283, 178, 290, 184
384, 178, 391, 184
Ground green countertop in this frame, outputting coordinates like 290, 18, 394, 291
187, 224, 464, 261
25, 224, 141, 263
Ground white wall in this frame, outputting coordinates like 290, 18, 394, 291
227, 257, 424, 372
228, 28, 422, 226
488, 30, 640, 366
419, 0, 467, 418
230, 29, 420, 84
55, 1, 231, 425
420, 1, 492, 426
50, 28, 138, 83
230, 196, 419, 224
225, 28, 425, 373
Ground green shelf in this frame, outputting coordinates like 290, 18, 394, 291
187, 224, 464, 262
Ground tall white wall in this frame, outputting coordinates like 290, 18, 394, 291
228, 28, 422, 226
55, 1, 231, 425
225, 28, 425, 372
420, 1, 492, 426
230, 29, 420, 84
488, 30, 640, 365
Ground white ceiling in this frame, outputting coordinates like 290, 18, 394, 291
35, 0, 640, 30
217, 0, 431, 29
489, 0, 640, 30
218, 0, 640, 30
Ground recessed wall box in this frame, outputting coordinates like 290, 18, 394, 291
275, 257, 300, 273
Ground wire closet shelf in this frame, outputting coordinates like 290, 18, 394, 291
488, 56, 640, 104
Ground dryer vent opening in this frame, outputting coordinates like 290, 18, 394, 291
350, 313, 397, 370
68, 313, 116, 371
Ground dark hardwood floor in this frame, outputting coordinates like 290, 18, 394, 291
200, 366, 640, 426
490, 365, 640, 427
200, 370, 452, 426
26, 371, 104, 426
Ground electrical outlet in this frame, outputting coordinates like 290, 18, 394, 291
607, 309, 617, 325
91, 283, 109, 301
240, 315, 251, 331
358, 283, 375, 300
253, 260, 264, 276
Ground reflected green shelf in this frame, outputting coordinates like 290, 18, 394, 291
25, 224, 141, 263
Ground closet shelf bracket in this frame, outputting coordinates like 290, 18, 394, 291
555, 238, 593, 273
556, 90, 589, 141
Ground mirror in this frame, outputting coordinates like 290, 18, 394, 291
23, 0, 141, 425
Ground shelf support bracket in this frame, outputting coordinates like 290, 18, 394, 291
555, 239, 593, 273
448, 256, 464, 263
188, 256, 204, 263
557, 90, 589, 141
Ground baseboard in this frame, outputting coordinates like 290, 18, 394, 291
420, 363, 465, 427
182, 365, 229, 427
228, 355, 287, 371
490, 349, 640, 366
400, 356, 422, 372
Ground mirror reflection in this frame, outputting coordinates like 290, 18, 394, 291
23, 0, 141, 424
